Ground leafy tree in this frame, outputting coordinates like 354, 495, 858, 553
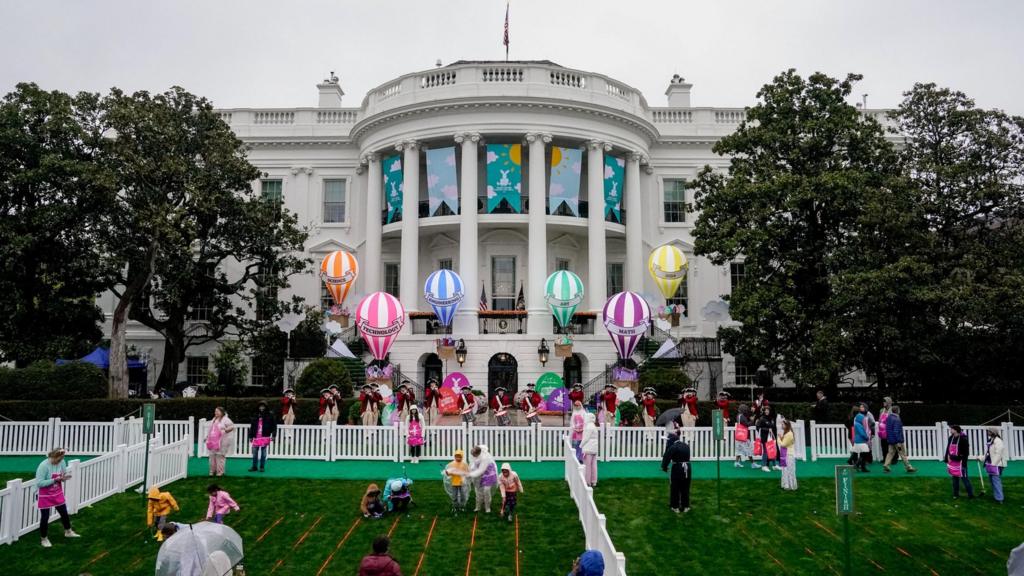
0, 84, 111, 366
692, 70, 906, 387
288, 309, 329, 359
248, 325, 287, 393
97, 87, 308, 397
890, 84, 1024, 396
295, 358, 352, 398
205, 340, 249, 397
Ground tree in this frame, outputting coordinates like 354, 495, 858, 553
891, 84, 1024, 396
206, 341, 249, 397
0, 84, 111, 366
288, 309, 329, 359
692, 70, 908, 387
97, 87, 308, 397
295, 358, 352, 399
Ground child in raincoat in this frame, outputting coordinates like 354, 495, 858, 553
498, 463, 524, 522
147, 485, 180, 541
383, 478, 413, 513
205, 484, 239, 524
443, 449, 471, 513
360, 483, 385, 519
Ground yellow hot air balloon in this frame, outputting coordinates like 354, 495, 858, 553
648, 244, 688, 300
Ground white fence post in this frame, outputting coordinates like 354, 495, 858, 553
115, 444, 128, 492
936, 422, 947, 461
65, 460, 81, 514
809, 420, 818, 461
112, 418, 124, 447
196, 419, 208, 458
1003, 422, 1016, 460
47, 417, 59, 451
327, 421, 336, 462
187, 417, 195, 456
4, 479, 23, 544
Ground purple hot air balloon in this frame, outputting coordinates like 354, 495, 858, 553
602, 291, 652, 361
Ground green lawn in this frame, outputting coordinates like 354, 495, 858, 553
595, 476, 1024, 576
0, 477, 583, 576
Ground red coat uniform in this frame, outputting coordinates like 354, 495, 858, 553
359, 392, 374, 414
715, 398, 731, 422
490, 394, 512, 412
568, 389, 585, 405
681, 395, 698, 416
600, 391, 617, 413
458, 392, 476, 412
319, 395, 336, 416
424, 387, 440, 408
642, 396, 657, 417
281, 396, 296, 418
397, 390, 415, 411
520, 391, 542, 413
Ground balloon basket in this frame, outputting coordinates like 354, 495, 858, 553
367, 377, 391, 387
437, 345, 456, 361
670, 312, 681, 327
329, 314, 350, 328
554, 343, 574, 358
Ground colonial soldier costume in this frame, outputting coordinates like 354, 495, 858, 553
280, 388, 297, 427
458, 385, 478, 424
599, 384, 618, 426
397, 382, 416, 421
641, 387, 658, 427
318, 388, 338, 424
568, 383, 585, 406
359, 384, 377, 426
521, 382, 543, 425
424, 378, 441, 425
490, 387, 512, 426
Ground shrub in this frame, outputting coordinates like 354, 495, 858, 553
617, 400, 640, 426
295, 359, 353, 399
639, 366, 692, 400
206, 341, 249, 396
0, 362, 107, 401
347, 401, 362, 424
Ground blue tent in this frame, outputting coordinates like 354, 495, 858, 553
57, 347, 146, 370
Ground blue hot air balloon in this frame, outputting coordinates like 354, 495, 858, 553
424, 269, 465, 327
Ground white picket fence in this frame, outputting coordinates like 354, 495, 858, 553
809, 421, 1020, 461
0, 417, 194, 457
564, 437, 627, 576
0, 434, 191, 546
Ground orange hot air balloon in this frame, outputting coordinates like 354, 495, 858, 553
320, 250, 359, 306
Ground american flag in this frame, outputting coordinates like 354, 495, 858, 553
479, 284, 489, 311
503, 2, 510, 61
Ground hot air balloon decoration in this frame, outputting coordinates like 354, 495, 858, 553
355, 291, 406, 364
544, 270, 584, 357
424, 269, 465, 330
602, 290, 651, 363
321, 250, 359, 326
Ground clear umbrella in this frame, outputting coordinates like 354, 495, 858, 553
155, 522, 244, 576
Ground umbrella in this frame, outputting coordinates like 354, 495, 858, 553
656, 407, 684, 427
155, 522, 244, 576
1009, 542, 1024, 576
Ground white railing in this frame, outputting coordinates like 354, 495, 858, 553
0, 420, 55, 455
564, 438, 627, 576
537, 426, 571, 461
810, 421, 1021, 461
55, 420, 120, 456
0, 435, 189, 545
0, 417, 193, 457
415, 425, 466, 461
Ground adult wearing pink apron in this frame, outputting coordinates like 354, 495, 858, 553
35, 448, 80, 547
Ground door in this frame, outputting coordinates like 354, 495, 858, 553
487, 353, 518, 398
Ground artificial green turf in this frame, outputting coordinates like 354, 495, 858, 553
594, 476, 1024, 576
0, 477, 583, 576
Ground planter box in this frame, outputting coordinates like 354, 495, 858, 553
329, 314, 350, 328
554, 343, 574, 358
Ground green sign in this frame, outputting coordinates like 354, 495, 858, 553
383, 154, 403, 224
143, 403, 155, 435
712, 409, 724, 440
835, 465, 855, 515
535, 372, 564, 398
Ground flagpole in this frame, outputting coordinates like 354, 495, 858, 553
503, 1, 510, 62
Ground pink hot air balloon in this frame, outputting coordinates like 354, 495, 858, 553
355, 291, 406, 361
602, 291, 652, 361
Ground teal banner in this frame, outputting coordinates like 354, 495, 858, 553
486, 144, 522, 213
383, 154, 403, 224
426, 147, 458, 216
549, 146, 582, 216
604, 155, 624, 222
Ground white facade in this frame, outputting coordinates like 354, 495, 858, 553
105, 61, 891, 395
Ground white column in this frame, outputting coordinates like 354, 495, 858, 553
399, 141, 420, 316
625, 152, 644, 292
587, 140, 610, 311
454, 132, 480, 335
527, 132, 552, 335
363, 154, 382, 294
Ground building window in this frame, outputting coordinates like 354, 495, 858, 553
730, 261, 746, 292
188, 264, 216, 321
556, 258, 571, 271
734, 362, 757, 388
255, 263, 277, 322
439, 258, 453, 271
663, 179, 686, 223
491, 256, 516, 310
667, 276, 688, 317
261, 179, 283, 217
384, 263, 400, 298
186, 356, 209, 387
320, 284, 333, 310
323, 179, 346, 223
607, 262, 624, 296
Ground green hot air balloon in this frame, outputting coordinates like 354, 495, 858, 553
544, 270, 585, 329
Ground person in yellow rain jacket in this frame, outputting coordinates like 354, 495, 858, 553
147, 485, 180, 541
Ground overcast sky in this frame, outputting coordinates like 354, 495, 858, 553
2, 0, 1021, 113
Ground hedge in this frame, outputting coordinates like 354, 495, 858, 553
295, 359, 353, 399
0, 362, 107, 401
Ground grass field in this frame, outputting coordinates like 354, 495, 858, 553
0, 477, 583, 576
595, 476, 1024, 575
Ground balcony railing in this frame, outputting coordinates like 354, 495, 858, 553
380, 198, 626, 224
479, 311, 527, 334
553, 312, 597, 335
409, 312, 449, 335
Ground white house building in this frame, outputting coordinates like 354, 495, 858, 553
102, 61, 890, 397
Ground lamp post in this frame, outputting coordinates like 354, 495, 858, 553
538, 338, 549, 367
455, 339, 467, 367
755, 365, 769, 403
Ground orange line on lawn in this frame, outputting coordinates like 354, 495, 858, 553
271, 560, 285, 573
889, 520, 906, 530
292, 515, 324, 550
256, 515, 285, 543
766, 551, 785, 570
83, 551, 108, 567
987, 548, 1005, 559
465, 515, 479, 576
515, 514, 521, 576
316, 518, 363, 576
387, 516, 401, 537
869, 559, 885, 571
413, 516, 439, 576
811, 519, 839, 540
896, 547, 912, 558
804, 547, 816, 557
127, 557, 143, 570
